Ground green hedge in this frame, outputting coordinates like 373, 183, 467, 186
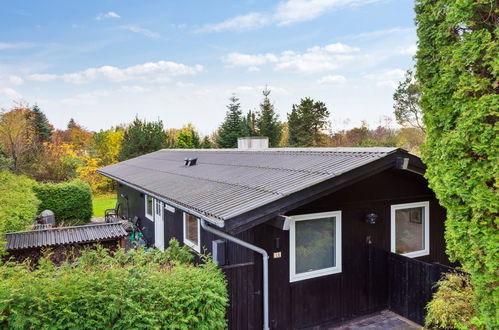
0, 171, 40, 254
0, 242, 228, 329
33, 179, 92, 223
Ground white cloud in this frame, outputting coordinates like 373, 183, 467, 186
176, 82, 195, 88
8, 75, 24, 85
119, 85, 151, 93
96, 11, 121, 20
346, 27, 414, 40
119, 25, 160, 39
200, 0, 381, 32
60, 90, 110, 106
0, 42, 35, 50
223, 42, 360, 74
28, 60, 203, 84
397, 44, 417, 55
318, 74, 346, 84
364, 69, 405, 88
1, 87, 22, 99
199, 13, 270, 32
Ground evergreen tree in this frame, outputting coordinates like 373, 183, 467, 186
243, 110, 258, 137
287, 97, 330, 147
216, 95, 247, 148
256, 87, 282, 147
416, 0, 497, 326
118, 117, 167, 161
200, 136, 213, 149
31, 105, 53, 143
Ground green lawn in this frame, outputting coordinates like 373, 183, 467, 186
93, 195, 117, 218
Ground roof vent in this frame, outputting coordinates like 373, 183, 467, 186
184, 157, 198, 167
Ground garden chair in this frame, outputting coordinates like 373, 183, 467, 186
105, 202, 121, 223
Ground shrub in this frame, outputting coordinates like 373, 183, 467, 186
0, 242, 228, 329
426, 273, 477, 329
33, 179, 92, 223
0, 171, 40, 255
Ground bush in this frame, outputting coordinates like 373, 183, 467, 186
0, 171, 40, 254
426, 273, 477, 329
33, 179, 92, 223
0, 242, 228, 329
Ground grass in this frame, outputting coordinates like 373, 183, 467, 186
93, 195, 117, 218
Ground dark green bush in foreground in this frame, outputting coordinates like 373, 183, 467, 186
33, 179, 92, 223
0, 241, 228, 329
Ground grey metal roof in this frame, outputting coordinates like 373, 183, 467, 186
6, 223, 127, 251
97, 148, 403, 222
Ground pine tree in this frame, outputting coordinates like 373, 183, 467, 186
243, 110, 258, 137
118, 117, 167, 161
216, 95, 247, 148
287, 97, 330, 147
31, 105, 52, 143
256, 87, 281, 147
200, 136, 213, 149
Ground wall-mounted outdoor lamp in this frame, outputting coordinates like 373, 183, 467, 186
365, 213, 378, 225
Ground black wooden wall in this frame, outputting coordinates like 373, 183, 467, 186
117, 168, 450, 330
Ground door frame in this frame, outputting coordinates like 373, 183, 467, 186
154, 199, 165, 250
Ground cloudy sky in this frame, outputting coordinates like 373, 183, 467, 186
0, 0, 417, 134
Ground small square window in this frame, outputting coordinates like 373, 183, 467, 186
290, 211, 342, 282
183, 213, 200, 252
391, 201, 430, 258
145, 195, 154, 221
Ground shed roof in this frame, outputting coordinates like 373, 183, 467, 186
5, 223, 127, 251
97, 148, 421, 229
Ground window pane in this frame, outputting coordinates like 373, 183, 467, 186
395, 207, 424, 254
155, 201, 161, 216
295, 217, 335, 274
186, 214, 198, 246
146, 196, 153, 216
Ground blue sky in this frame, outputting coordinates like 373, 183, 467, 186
0, 0, 417, 134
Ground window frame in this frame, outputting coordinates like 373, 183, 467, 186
145, 195, 154, 221
289, 210, 342, 282
390, 201, 430, 258
183, 212, 201, 253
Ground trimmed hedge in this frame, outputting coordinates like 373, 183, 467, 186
33, 179, 92, 223
0, 171, 40, 254
0, 241, 228, 329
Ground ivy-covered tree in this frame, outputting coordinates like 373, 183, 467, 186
393, 70, 425, 133
118, 117, 167, 161
415, 1, 498, 327
287, 97, 330, 147
216, 95, 247, 148
257, 88, 282, 147
31, 105, 53, 143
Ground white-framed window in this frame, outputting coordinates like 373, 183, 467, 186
145, 195, 154, 221
183, 213, 200, 253
289, 211, 342, 282
391, 201, 430, 258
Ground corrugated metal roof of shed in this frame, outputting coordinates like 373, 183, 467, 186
97, 148, 401, 221
5, 223, 127, 251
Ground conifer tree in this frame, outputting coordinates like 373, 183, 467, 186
200, 136, 213, 149
216, 95, 247, 148
31, 105, 53, 143
256, 87, 282, 147
287, 97, 330, 147
118, 117, 167, 160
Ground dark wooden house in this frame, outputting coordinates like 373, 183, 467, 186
97, 147, 451, 329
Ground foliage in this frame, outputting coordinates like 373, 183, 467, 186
426, 273, 477, 329
29, 142, 81, 182
216, 95, 248, 148
415, 0, 498, 327
89, 127, 124, 165
33, 180, 92, 223
200, 135, 213, 149
63, 118, 93, 150
256, 88, 282, 147
0, 243, 228, 329
243, 110, 258, 137
288, 97, 330, 147
118, 117, 167, 161
0, 107, 37, 173
393, 70, 425, 133
176, 123, 201, 149
30, 105, 53, 143
0, 171, 40, 255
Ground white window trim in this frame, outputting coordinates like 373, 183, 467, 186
289, 211, 342, 282
183, 212, 201, 253
391, 201, 430, 258
145, 195, 154, 221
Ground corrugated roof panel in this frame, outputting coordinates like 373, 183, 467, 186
5, 223, 127, 251
98, 148, 400, 221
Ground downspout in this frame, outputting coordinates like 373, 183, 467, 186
200, 219, 270, 330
